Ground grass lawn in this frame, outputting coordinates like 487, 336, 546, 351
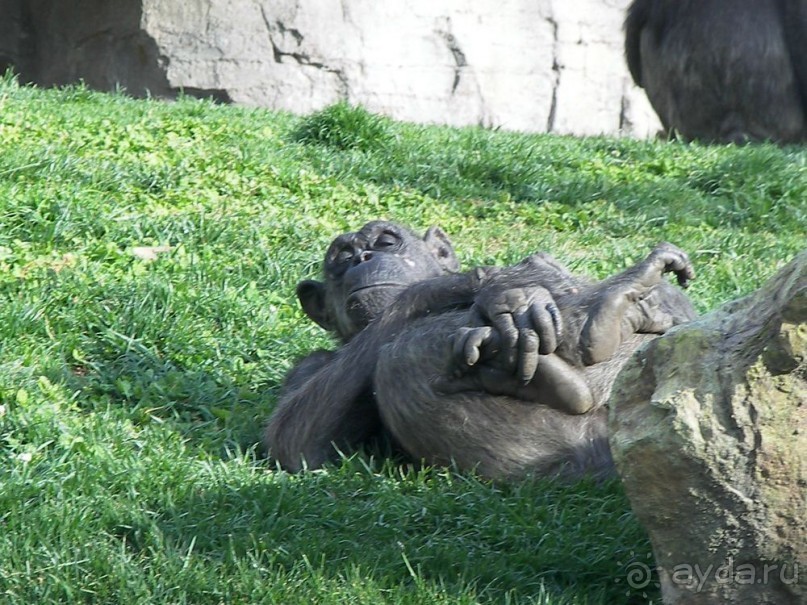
0, 73, 804, 604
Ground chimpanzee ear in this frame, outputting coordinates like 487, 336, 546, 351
296, 280, 335, 332
423, 225, 460, 272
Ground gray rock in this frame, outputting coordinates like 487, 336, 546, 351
609, 252, 806, 604
4, 0, 660, 137
22, 0, 170, 95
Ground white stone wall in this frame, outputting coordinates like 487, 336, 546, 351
141, 0, 660, 137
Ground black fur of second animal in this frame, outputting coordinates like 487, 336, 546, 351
264, 221, 696, 480
625, 0, 807, 143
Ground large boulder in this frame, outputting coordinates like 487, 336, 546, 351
609, 252, 806, 604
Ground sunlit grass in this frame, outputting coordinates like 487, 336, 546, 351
0, 74, 804, 603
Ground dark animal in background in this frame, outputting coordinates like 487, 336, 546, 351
625, 0, 807, 143
264, 221, 696, 480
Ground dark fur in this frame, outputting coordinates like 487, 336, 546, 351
266, 267, 485, 471
625, 0, 807, 143
265, 222, 696, 479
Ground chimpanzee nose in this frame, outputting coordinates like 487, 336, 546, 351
357, 250, 373, 263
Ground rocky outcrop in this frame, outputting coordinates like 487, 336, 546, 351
16, 0, 171, 95
609, 252, 806, 605
3, 0, 660, 137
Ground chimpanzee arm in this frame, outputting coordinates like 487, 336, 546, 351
264, 270, 489, 471
578, 242, 695, 365
264, 344, 379, 471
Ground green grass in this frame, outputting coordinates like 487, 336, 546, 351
0, 73, 804, 604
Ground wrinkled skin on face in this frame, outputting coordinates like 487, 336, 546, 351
296, 221, 460, 341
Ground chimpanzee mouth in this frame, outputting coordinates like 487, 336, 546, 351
345, 284, 407, 328
348, 283, 407, 296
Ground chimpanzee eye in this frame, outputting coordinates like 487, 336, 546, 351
374, 231, 399, 249
336, 248, 354, 264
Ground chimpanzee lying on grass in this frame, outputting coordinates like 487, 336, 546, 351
265, 221, 695, 479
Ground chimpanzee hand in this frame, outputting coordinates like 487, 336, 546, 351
636, 242, 695, 289
453, 285, 562, 383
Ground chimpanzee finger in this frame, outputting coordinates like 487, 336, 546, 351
666, 253, 694, 288
529, 303, 559, 355
454, 327, 479, 366
469, 302, 516, 368
674, 260, 695, 288
491, 312, 519, 371
664, 253, 694, 289
455, 326, 500, 368
655, 243, 695, 289
546, 301, 563, 349
515, 313, 539, 383
464, 327, 495, 366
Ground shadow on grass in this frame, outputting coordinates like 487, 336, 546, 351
103, 460, 660, 604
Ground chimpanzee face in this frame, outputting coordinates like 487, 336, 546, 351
296, 221, 459, 341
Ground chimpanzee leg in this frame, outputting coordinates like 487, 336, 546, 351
373, 312, 613, 479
